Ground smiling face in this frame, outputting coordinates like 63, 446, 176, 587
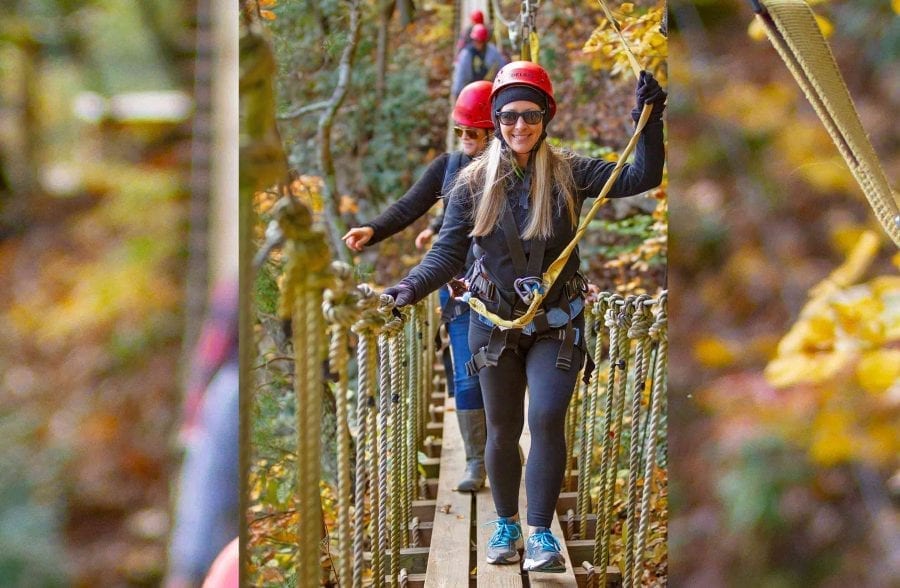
498, 100, 543, 166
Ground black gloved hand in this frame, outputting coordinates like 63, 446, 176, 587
632, 70, 667, 123
383, 282, 416, 308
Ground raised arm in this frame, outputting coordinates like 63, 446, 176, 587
574, 71, 666, 199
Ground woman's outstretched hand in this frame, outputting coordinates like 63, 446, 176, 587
414, 227, 435, 250
633, 70, 667, 122
342, 226, 375, 251
383, 282, 416, 308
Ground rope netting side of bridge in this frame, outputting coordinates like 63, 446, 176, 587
271, 187, 667, 586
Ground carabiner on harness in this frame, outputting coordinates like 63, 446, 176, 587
514, 276, 545, 305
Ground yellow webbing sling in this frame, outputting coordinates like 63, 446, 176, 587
467, 0, 657, 329
753, 0, 900, 247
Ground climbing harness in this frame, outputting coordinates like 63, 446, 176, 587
751, 0, 900, 247
465, 0, 661, 330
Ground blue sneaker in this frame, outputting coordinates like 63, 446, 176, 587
485, 517, 523, 564
522, 527, 566, 572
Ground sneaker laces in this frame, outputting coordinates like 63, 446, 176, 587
485, 518, 522, 547
530, 530, 561, 553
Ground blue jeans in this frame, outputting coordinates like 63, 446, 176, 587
439, 287, 484, 410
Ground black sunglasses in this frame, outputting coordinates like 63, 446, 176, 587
454, 127, 484, 139
496, 109, 544, 126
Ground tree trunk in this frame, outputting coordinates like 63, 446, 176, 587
375, 0, 395, 107
317, 0, 363, 263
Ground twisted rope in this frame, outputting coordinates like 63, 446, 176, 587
623, 297, 652, 587
634, 294, 667, 586
595, 295, 627, 570
391, 332, 404, 585
375, 326, 392, 588
323, 262, 362, 583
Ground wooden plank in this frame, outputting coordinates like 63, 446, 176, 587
573, 565, 622, 587
423, 399, 473, 588
363, 547, 429, 574
520, 394, 579, 587
412, 499, 436, 523
476, 486, 524, 586
421, 456, 441, 479
556, 492, 578, 515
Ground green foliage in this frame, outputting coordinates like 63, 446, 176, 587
357, 48, 433, 202
268, 3, 437, 207
589, 215, 661, 260
0, 414, 68, 586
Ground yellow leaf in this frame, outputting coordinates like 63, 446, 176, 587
621, 3, 634, 14
764, 349, 853, 388
814, 15, 833, 38
260, 9, 276, 20
692, 336, 736, 368
830, 224, 868, 257
894, 0, 900, 15
747, 19, 768, 42
809, 408, 856, 465
856, 350, 900, 395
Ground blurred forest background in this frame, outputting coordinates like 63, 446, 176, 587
245, 0, 667, 584
668, 0, 899, 586
0, 0, 229, 585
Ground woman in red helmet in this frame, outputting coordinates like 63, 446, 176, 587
384, 61, 666, 572
342, 81, 494, 493
456, 8, 492, 55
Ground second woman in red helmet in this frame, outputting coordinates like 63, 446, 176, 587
342, 81, 495, 493
384, 61, 666, 572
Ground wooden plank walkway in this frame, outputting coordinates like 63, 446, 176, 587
519, 396, 579, 586
423, 396, 473, 587
425, 392, 617, 586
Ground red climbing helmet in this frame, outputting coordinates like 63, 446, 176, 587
453, 81, 494, 129
470, 9, 485, 24
470, 23, 489, 43
491, 61, 557, 121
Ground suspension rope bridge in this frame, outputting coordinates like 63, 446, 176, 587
241, 1, 668, 585
268, 187, 667, 586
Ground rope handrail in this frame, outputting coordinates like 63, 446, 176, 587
270, 225, 667, 584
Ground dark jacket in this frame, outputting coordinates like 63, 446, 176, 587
400, 119, 665, 305
365, 152, 471, 246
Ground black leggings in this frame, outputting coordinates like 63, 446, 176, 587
468, 312, 585, 527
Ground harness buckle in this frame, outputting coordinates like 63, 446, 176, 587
513, 277, 545, 305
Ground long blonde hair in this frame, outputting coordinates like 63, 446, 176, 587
454, 140, 578, 240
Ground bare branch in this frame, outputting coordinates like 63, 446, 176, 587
277, 100, 330, 120
317, 0, 363, 263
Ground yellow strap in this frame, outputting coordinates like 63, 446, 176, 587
756, 0, 900, 247
467, 0, 654, 329
467, 104, 654, 329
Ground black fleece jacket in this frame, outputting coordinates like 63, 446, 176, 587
365, 152, 471, 246
399, 118, 665, 304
